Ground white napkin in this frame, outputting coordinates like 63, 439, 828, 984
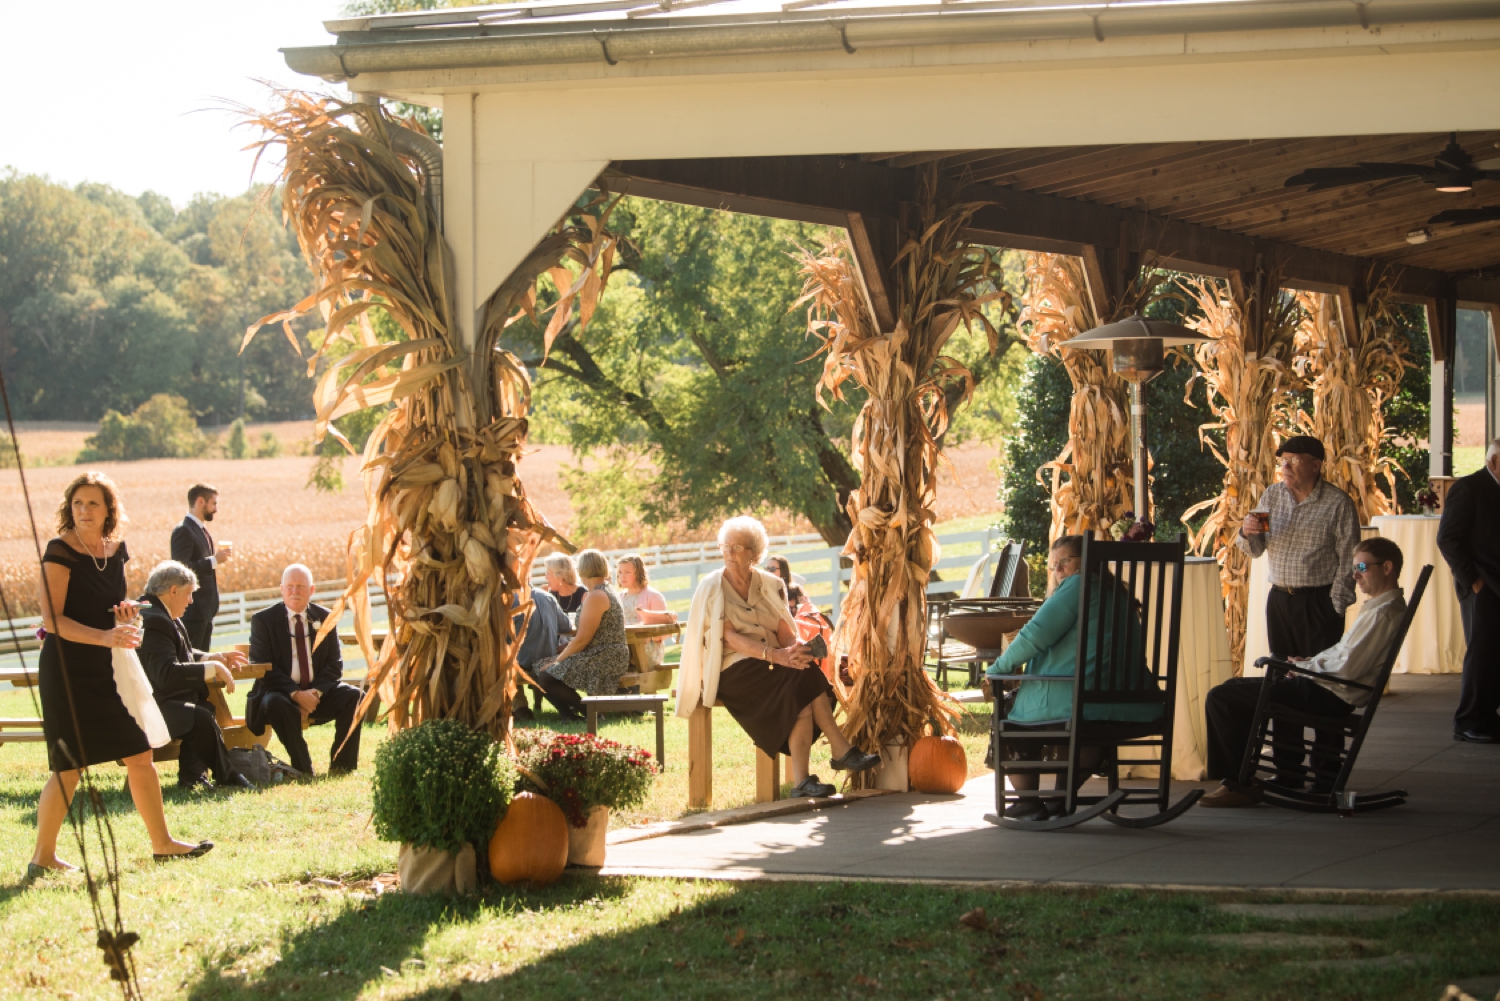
111, 647, 172, 749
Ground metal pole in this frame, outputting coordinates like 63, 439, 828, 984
1131, 380, 1149, 521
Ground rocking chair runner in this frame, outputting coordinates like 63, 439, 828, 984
1227, 564, 1432, 814
985, 538, 1203, 831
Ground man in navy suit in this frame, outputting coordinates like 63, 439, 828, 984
171, 483, 234, 652
1437, 439, 1500, 743
246, 564, 362, 775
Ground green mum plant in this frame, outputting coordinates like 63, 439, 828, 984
513, 730, 657, 827
372, 720, 514, 853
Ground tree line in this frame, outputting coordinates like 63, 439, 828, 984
0, 170, 316, 425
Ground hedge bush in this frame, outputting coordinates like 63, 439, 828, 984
371, 720, 513, 853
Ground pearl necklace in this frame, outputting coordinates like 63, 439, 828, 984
76, 532, 108, 571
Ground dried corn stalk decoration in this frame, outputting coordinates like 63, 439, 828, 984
794, 168, 1010, 778
1019, 253, 1174, 538
1292, 268, 1409, 524
1180, 274, 1302, 672
244, 93, 618, 737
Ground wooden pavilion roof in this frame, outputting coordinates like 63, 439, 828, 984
859, 131, 1500, 276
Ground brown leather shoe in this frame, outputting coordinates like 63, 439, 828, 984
1199, 784, 1256, 809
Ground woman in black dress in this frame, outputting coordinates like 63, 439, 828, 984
30, 473, 212, 875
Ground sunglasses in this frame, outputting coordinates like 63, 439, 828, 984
1352, 561, 1386, 574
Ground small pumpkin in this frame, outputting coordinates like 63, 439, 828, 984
909, 734, 967, 794
488, 792, 568, 886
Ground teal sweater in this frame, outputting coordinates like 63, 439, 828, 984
986, 573, 1162, 723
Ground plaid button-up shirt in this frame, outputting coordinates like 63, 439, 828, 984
1236, 478, 1361, 614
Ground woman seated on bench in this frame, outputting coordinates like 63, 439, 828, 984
986, 535, 1159, 821
677, 516, 880, 799
532, 550, 630, 721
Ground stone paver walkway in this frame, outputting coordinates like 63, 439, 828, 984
604, 676, 1500, 892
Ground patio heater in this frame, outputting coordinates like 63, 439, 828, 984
1065, 316, 1213, 522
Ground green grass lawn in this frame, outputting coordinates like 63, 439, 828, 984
1, 684, 1497, 998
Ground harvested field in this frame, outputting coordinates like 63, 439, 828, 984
0, 434, 1001, 615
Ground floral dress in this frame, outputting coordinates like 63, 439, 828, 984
542, 584, 631, 695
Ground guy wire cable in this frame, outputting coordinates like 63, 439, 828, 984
0, 365, 145, 1000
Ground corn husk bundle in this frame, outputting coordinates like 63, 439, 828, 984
1180, 275, 1302, 673
1291, 268, 1409, 523
243, 93, 617, 738
794, 168, 1011, 779
1019, 253, 1173, 538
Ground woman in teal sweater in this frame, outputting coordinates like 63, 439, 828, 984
986, 535, 1161, 819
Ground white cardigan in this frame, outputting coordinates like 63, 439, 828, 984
675, 568, 794, 719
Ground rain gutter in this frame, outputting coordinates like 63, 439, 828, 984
283, 0, 1500, 81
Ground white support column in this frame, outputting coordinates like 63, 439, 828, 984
443, 93, 477, 353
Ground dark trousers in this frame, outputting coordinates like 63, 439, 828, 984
1205, 676, 1354, 787
257, 683, 363, 775
534, 671, 584, 718
181, 618, 213, 653
1455, 585, 1500, 735
172, 702, 234, 785
1266, 586, 1344, 659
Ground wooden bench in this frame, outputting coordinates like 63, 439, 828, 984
619, 622, 682, 693
151, 661, 275, 763
582, 693, 669, 766
689, 703, 783, 809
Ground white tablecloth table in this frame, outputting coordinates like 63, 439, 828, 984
1121, 556, 1236, 780
1369, 515, 1464, 674
1243, 526, 1380, 676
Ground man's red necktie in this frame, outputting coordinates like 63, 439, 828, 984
293, 614, 312, 688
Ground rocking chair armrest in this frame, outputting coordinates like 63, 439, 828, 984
1252, 657, 1374, 692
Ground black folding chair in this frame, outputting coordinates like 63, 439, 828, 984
1227, 565, 1431, 814
927, 541, 1026, 687
986, 537, 1203, 831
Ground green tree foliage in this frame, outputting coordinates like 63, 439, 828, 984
0, 171, 314, 424
1384, 303, 1431, 512
80, 393, 208, 461
516, 197, 868, 545
226, 418, 248, 459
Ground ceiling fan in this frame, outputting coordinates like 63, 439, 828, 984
1428, 205, 1500, 227
1285, 133, 1500, 193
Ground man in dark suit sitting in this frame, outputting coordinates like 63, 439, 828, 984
1437, 439, 1500, 743
171, 483, 234, 652
137, 560, 252, 790
246, 564, 363, 775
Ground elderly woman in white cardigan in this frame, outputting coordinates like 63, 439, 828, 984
677, 515, 879, 797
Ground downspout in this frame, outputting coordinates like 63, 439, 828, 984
350, 99, 444, 232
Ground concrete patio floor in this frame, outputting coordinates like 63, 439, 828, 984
603, 675, 1500, 893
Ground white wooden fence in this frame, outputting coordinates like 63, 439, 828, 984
0, 527, 1005, 650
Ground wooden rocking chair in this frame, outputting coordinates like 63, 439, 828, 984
1226, 564, 1432, 814
985, 538, 1203, 831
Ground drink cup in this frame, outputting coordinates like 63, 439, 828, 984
233, 643, 251, 656
1254, 512, 1271, 534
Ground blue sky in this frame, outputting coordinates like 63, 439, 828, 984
0, 0, 350, 204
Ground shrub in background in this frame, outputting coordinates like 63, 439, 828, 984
372, 719, 514, 854
513, 729, 656, 827
80, 393, 207, 461
225, 419, 248, 459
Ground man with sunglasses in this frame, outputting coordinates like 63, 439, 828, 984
1237, 435, 1361, 663
1201, 537, 1407, 807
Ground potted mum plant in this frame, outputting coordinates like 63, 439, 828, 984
372, 719, 514, 894
513, 730, 657, 867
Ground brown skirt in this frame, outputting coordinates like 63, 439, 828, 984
716, 658, 834, 757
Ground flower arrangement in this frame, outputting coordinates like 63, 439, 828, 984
372, 720, 514, 854
512, 730, 657, 827
1415, 485, 1440, 515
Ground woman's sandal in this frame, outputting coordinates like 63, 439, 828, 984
830, 748, 881, 773
153, 841, 214, 863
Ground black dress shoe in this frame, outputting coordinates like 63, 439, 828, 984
216, 773, 255, 791
1002, 798, 1046, 821
177, 774, 215, 793
154, 841, 214, 863
1455, 729, 1500, 744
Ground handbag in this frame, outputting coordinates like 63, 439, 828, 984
226, 744, 305, 786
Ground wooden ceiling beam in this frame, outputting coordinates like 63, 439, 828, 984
606, 154, 1456, 301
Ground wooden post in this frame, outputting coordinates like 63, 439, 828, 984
688, 704, 712, 809
1426, 297, 1458, 477
755, 749, 781, 803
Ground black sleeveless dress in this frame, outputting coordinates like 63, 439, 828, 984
38, 539, 150, 771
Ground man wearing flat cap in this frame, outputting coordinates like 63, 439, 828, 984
1236, 435, 1362, 662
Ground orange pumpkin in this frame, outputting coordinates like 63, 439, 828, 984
488, 792, 569, 886
909, 734, 967, 794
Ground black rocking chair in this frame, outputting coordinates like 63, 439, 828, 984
1227, 564, 1432, 814
985, 537, 1204, 831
